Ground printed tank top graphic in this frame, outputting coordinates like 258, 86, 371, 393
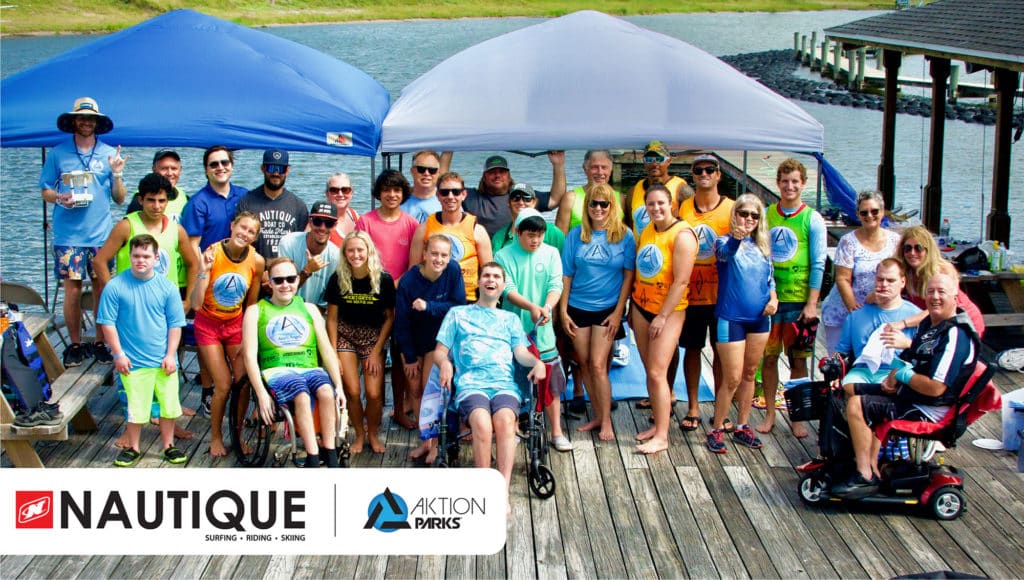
692, 224, 718, 261
443, 233, 466, 262
636, 242, 665, 280
211, 272, 249, 310
769, 226, 800, 263
265, 313, 312, 348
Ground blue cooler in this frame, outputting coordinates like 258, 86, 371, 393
1003, 389, 1024, 452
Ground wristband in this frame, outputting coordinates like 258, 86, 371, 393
197, 273, 208, 280
112, 172, 123, 179
895, 366, 915, 385
112, 352, 125, 360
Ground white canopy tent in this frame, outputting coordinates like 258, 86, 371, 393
381, 10, 824, 154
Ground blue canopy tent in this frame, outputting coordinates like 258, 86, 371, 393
0, 9, 390, 155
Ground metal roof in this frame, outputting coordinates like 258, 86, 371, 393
825, 0, 1024, 72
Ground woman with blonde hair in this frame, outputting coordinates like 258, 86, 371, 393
325, 231, 396, 454
707, 194, 777, 453
559, 183, 637, 441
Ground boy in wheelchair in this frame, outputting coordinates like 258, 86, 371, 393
242, 257, 346, 467
831, 273, 980, 498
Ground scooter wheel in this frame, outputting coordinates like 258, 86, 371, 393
929, 486, 965, 520
529, 464, 556, 499
799, 474, 827, 505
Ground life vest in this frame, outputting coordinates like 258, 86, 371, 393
201, 240, 259, 321
767, 202, 812, 302
1, 314, 52, 412
678, 195, 734, 306
256, 297, 318, 370
632, 219, 695, 314
630, 176, 687, 237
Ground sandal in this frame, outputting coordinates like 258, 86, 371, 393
708, 417, 736, 433
679, 416, 700, 431
634, 398, 653, 409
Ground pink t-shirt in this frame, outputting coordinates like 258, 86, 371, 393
356, 209, 419, 283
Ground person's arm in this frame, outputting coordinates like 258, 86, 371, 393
559, 275, 577, 338
832, 234, 858, 311
409, 223, 427, 273
425, 266, 467, 315
439, 152, 453, 175
92, 219, 131, 287
190, 245, 215, 312
247, 255, 265, 307
363, 308, 395, 378
107, 146, 128, 204
554, 188, 575, 234
308, 303, 344, 406
101, 324, 132, 375
241, 305, 275, 424
177, 225, 198, 314
543, 151, 567, 211
394, 282, 418, 368
474, 225, 493, 265
163, 327, 182, 376
803, 211, 828, 321
513, 344, 546, 383
714, 235, 741, 262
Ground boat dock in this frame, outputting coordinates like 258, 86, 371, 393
3, 323, 1023, 578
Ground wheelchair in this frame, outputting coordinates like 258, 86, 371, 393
792, 354, 1001, 520
228, 376, 350, 468
434, 355, 556, 500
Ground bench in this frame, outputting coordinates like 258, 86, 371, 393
982, 312, 1024, 329
0, 314, 112, 468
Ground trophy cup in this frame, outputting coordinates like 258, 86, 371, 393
61, 170, 94, 208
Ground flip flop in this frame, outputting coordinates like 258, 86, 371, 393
679, 416, 700, 431
634, 398, 653, 409
707, 417, 736, 433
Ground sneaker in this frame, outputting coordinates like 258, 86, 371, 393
163, 446, 188, 464
611, 341, 630, 367
551, 435, 573, 452
706, 429, 727, 454
732, 425, 763, 449
114, 448, 142, 467
62, 343, 87, 367
38, 401, 64, 421
199, 394, 213, 418
13, 409, 62, 428
304, 453, 321, 468
567, 396, 587, 415
92, 342, 113, 364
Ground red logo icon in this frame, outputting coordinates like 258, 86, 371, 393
15, 491, 53, 529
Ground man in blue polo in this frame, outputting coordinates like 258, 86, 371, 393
181, 145, 247, 256
39, 97, 129, 367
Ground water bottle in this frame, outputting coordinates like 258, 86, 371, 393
990, 241, 1003, 272
938, 217, 951, 248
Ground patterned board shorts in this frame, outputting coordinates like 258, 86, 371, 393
53, 245, 99, 280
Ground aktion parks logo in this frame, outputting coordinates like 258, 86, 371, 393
364, 488, 411, 532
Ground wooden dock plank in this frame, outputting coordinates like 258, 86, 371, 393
567, 436, 627, 578
723, 465, 807, 579
623, 468, 686, 578
546, 438, 597, 579
676, 466, 749, 579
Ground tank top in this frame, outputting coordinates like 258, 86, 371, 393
256, 297, 318, 370
424, 211, 480, 301
115, 212, 179, 283
632, 219, 694, 314
201, 240, 259, 321
678, 196, 734, 306
630, 175, 687, 237
767, 203, 812, 303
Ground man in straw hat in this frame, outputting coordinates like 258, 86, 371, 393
39, 96, 130, 367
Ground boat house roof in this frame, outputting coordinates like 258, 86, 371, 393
824, 0, 1024, 72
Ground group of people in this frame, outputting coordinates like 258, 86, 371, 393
40, 98, 986, 497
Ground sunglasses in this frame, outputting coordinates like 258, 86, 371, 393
270, 275, 299, 285
509, 192, 535, 202
692, 166, 718, 176
643, 155, 667, 164
327, 186, 353, 195
736, 209, 759, 220
264, 164, 287, 175
311, 217, 338, 228
588, 200, 611, 209
207, 159, 231, 169
903, 243, 926, 253
859, 208, 881, 217
438, 187, 464, 197
414, 165, 439, 175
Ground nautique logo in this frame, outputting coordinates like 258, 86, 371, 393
15, 491, 53, 528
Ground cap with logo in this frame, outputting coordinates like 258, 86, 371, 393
643, 140, 670, 158
309, 201, 338, 219
263, 149, 290, 166
509, 182, 536, 200
483, 155, 509, 171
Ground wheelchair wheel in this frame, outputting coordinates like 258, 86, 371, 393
229, 381, 270, 467
798, 474, 827, 506
529, 464, 556, 499
928, 486, 965, 520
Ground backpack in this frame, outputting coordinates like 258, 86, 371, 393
1, 313, 53, 413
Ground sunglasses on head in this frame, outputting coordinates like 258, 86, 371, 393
311, 217, 338, 228
736, 209, 759, 219
692, 165, 718, 176
509, 192, 535, 202
588, 200, 611, 209
264, 163, 287, 175
438, 187, 464, 197
327, 186, 352, 195
903, 243, 926, 253
207, 159, 231, 169
859, 208, 881, 217
270, 275, 298, 285
643, 155, 667, 164
414, 165, 439, 175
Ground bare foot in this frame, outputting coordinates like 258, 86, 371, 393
756, 417, 774, 434
424, 445, 438, 465
368, 434, 386, 454
181, 406, 197, 417
114, 431, 131, 449
598, 425, 615, 441
576, 418, 600, 432
173, 422, 194, 440
791, 422, 809, 439
351, 435, 365, 454
210, 438, 229, 457
394, 415, 416, 430
636, 426, 656, 441
635, 437, 669, 455
409, 442, 429, 461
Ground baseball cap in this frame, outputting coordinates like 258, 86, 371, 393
692, 153, 719, 166
509, 182, 536, 200
644, 140, 670, 158
514, 207, 545, 229
152, 149, 181, 165
483, 155, 509, 171
309, 201, 337, 219
263, 149, 290, 166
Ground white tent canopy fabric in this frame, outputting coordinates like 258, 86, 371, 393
381, 10, 824, 154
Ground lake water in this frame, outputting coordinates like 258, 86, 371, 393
2, 10, 1022, 295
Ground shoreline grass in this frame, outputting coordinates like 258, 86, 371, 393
0, 1, 894, 36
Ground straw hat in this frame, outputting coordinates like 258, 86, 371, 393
56, 97, 113, 134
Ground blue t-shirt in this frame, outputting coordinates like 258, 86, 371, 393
277, 231, 340, 308
96, 271, 186, 369
714, 236, 776, 323
436, 304, 527, 404
180, 183, 247, 251
835, 301, 921, 361
401, 195, 442, 224
562, 227, 636, 311
38, 138, 118, 246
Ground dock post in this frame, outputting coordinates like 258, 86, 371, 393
809, 32, 818, 69
857, 47, 867, 89
878, 49, 902, 209
832, 41, 841, 79
846, 49, 857, 87
793, 32, 800, 59
801, 35, 808, 64
923, 57, 950, 233
820, 41, 828, 74
949, 64, 960, 103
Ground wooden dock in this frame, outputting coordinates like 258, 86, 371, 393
3, 336, 1023, 579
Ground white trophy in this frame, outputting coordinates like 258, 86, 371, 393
61, 170, 94, 208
